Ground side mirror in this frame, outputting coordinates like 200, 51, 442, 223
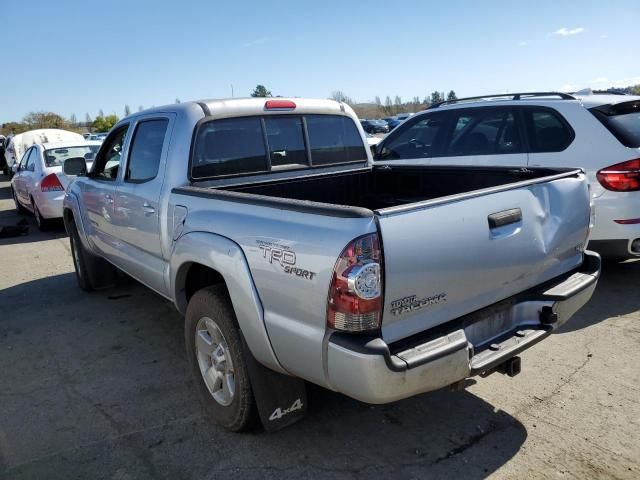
63, 157, 88, 176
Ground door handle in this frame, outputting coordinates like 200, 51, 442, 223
142, 203, 156, 215
488, 208, 522, 229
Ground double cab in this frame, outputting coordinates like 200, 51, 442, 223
63, 97, 600, 431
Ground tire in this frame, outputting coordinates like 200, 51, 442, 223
185, 285, 257, 432
12, 187, 27, 214
32, 199, 50, 232
68, 219, 94, 291
67, 218, 118, 291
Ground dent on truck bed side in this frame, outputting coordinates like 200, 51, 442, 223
170, 231, 286, 374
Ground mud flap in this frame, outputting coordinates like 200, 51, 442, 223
241, 337, 307, 432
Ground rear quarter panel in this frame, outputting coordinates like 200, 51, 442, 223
173, 193, 377, 386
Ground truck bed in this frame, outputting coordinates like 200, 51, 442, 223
216, 165, 570, 212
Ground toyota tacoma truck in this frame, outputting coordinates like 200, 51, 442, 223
62, 97, 600, 432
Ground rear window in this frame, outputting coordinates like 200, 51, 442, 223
191, 114, 365, 179
306, 115, 367, 166
192, 117, 268, 178
590, 101, 640, 148
44, 145, 101, 167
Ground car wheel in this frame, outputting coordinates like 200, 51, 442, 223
185, 285, 257, 432
32, 198, 50, 231
12, 188, 27, 214
68, 220, 93, 291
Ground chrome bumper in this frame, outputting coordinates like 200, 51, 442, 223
326, 251, 601, 404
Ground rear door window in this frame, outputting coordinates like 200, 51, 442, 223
522, 108, 573, 152
443, 108, 522, 156
192, 117, 268, 179
589, 101, 640, 148
126, 119, 169, 182
306, 115, 367, 165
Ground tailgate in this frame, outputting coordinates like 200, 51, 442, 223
376, 170, 590, 343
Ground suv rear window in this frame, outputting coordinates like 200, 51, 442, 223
590, 101, 640, 148
191, 114, 365, 179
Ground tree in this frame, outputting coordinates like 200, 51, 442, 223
330, 90, 353, 104
138, 105, 144, 112
632, 85, 640, 96
384, 96, 393, 115
23, 112, 70, 129
374, 96, 382, 107
430, 91, 443, 105
85, 113, 92, 124
124, 105, 131, 116
250, 84, 272, 97
447, 90, 457, 101
70, 113, 77, 125
92, 114, 119, 132
175, 98, 181, 103
412, 96, 421, 105
98, 109, 105, 117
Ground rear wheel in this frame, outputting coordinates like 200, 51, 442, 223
185, 285, 256, 432
32, 198, 51, 232
12, 187, 27, 214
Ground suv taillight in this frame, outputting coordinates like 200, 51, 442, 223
327, 233, 383, 333
596, 159, 640, 192
41, 173, 64, 192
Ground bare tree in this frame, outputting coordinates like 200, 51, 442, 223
330, 90, 354, 104
124, 105, 131, 116
69, 113, 77, 125
85, 113, 92, 124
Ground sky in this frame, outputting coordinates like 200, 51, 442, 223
1, 0, 638, 123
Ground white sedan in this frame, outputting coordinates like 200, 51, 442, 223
10, 141, 101, 230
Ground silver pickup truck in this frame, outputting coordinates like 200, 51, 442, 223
62, 97, 600, 431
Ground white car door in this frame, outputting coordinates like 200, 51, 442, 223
14, 148, 35, 205
22, 146, 42, 207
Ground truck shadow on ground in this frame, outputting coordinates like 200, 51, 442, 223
1, 273, 526, 480
555, 259, 640, 334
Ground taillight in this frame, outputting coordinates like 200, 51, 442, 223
327, 233, 383, 333
41, 173, 64, 192
264, 100, 296, 110
596, 159, 640, 192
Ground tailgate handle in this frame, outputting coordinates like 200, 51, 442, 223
488, 208, 522, 229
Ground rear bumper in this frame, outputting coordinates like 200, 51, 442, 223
326, 251, 601, 404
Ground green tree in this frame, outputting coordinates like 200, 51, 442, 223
124, 105, 131, 116
23, 112, 71, 129
632, 85, 640, 96
92, 114, 119, 132
250, 84, 272, 97
430, 91, 443, 105
447, 90, 457, 101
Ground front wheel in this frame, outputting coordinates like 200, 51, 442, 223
185, 285, 256, 432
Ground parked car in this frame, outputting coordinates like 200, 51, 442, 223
11, 140, 101, 230
382, 117, 403, 130
373, 91, 640, 260
360, 119, 390, 134
88, 132, 108, 141
0, 136, 7, 175
4, 129, 85, 179
63, 97, 599, 432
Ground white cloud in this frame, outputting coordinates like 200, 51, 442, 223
518, 41, 528, 46
554, 27, 585, 36
243, 37, 269, 47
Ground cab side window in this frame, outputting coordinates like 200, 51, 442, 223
126, 119, 169, 182
90, 125, 129, 180
443, 109, 523, 156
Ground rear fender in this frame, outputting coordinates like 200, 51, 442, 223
171, 231, 285, 373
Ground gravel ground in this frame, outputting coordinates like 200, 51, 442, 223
0, 178, 638, 479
